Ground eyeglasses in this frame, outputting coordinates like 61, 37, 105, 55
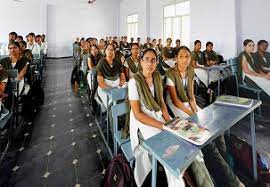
143, 57, 157, 63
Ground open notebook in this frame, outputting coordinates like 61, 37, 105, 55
163, 117, 211, 146
215, 95, 253, 108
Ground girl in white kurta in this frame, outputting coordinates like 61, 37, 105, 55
239, 39, 270, 96
129, 48, 186, 187
96, 43, 126, 110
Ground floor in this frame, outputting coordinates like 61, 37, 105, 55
7, 58, 109, 187
1, 57, 269, 187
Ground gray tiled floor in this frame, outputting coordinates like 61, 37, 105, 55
8, 58, 108, 187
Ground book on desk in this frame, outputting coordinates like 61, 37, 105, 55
163, 117, 211, 146
214, 95, 253, 108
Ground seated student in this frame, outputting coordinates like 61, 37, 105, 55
27, 33, 41, 58
157, 38, 163, 52
113, 41, 125, 63
19, 41, 33, 63
203, 41, 219, 66
157, 47, 176, 77
0, 42, 29, 95
137, 37, 144, 50
151, 39, 161, 55
98, 38, 106, 56
119, 36, 130, 51
129, 48, 214, 187
162, 38, 174, 56
87, 44, 103, 110
253, 40, 270, 73
239, 39, 270, 96
172, 39, 181, 58
166, 46, 245, 187
16, 35, 24, 42
130, 37, 134, 46
35, 35, 47, 55
166, 46, 199, 118
143, 37, 152, 49
0, 67, 8, 97
123, 43, 141, 80
0, 32, 18, 56
96, 43, 126, 109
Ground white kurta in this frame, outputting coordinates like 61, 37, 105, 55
128, 78, 185, 187
166, 77, 200, 119
97, 78, 120, 111
242, 56, 270, 96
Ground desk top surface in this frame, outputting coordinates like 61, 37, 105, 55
142, 99, 262, 177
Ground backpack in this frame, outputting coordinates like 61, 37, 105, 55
228, 134, 270, 186
103, 154, 132, 187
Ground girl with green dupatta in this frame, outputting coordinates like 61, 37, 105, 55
253, 40, 270, 73
123, 43, 141, 80
166, 46, 199, 119
129, 48, 214, 187
96, 43, 126, 110
239, 39, 270, 96
166, 46, 245, 187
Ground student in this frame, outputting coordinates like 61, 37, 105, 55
124, 43, 141, 79
253, 40, 270, 73
191, 40, 205, 67
96, 44, 126, 109
166, 46, 245, 187
19, 41, 33, 63
27, 33, 41, 58
120, 36, 130, 51
0, 32, 18, 55
137, 37, 144, 50
98, 38, 106, 56
239, 39, 270, 96
35, 35, 47, 55
0, 42, 29, 95
0, 67, 8, 97
166, 46, 198, 118
162, 38, 174, 56
129, 48, 214, 187
143, 37, 152, 49
157, 47, 176, 77
157, 38, 163, 52
16, 35, 24, 42
172, 39, 181, 58
151, 39, 160, 55
130, 37, 134, 46
203, 41, 219, 66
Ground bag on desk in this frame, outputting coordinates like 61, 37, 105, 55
103, 154, 132, 187
229, 134, 270, 185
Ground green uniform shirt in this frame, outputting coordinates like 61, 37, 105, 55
191, 51, 205, 66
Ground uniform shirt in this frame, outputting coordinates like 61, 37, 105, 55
203, 50, 219, 65
191, 50, 205, 66
27, 42, 41, 56
0, 57, 28, 73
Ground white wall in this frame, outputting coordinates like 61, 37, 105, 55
0, 0, 47, 43
119, 0, 148, 41
47, 0, 120, 57
237, 0, 270, 53
190, 0, 237, 59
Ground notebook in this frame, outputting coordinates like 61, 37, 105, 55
215, 95, 253, 108
163, 117, 211, 146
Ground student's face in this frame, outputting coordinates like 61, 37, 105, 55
158, 39, 162, 44
9, 34, 16, 42
131, 45, 140, 56
245, 42, 255, 53
141, 51, 157, 75
19, 43, 26, 51
195, 43, 201, 51
105, 45, 115, 58
137, 38, 141, 43
176, 41, 181, 47
147, 38, 151, 43
258, 42, 268, 52
9, 44, 20, 56
152, 40, 157, 45
177, 49, 191, 69
123, 37, 127, 42
131, 38, 134, 42
166, 39, 172, 46
100, 40, 105, 47
206, 44, 213, 51
91, 46, 98, 56
36, 37, 42, 44
84, 42, 90, 50
28, 35, 34, 42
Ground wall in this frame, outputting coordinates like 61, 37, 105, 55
0, 0, 47, 43
237, 0, 270, 53
119, 0, 148, 41
47, 0, 119, 57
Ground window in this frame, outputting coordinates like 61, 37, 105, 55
163, 1, 190, 47
127, 14, 138, 42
